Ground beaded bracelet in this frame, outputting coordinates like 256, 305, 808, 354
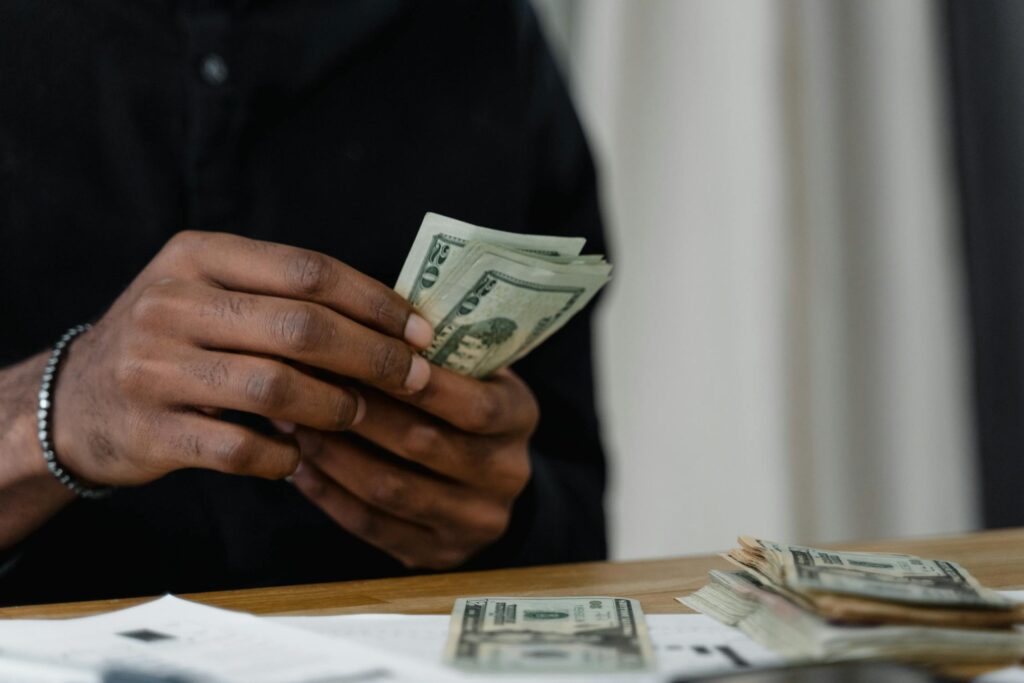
37, 324, 114, 499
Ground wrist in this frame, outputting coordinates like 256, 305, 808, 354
0, 354, 74, 497
0, 354, 75, 550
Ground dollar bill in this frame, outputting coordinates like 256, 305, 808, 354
682, 570, 1024, 664
731, 537, 1013, 609
414, 245, 608, 377
684, 537, 1024, 666
444, 597, 655, 673
395, 213, 587, 306
395, 213, 611, 378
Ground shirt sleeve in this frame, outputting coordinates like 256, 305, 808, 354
467, 0, 610, 569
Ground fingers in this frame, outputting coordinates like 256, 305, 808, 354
351, 390, 512, 485
296, 430, 507, 539
290, 461, 458, 569
155, 412, 300, 480
130, 279, 431, 394
394, 367, 538, 436
153, 349, 366, 431
159, 230, 433, 349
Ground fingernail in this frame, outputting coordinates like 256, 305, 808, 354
272, 419, 296, 435
352, 392, 366, 426
403, 313, 433, 350
404, 354, 431, 392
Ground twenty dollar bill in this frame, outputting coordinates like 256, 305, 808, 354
395, 213, 611, 378
444, 596, 655, 673
729, 536, 1013, 609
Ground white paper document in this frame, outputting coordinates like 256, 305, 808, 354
0, 595, 458, 683
274, 613, 781, 682
4, 587, 1018, 682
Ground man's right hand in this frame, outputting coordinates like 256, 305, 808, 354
51, 230, 433, 486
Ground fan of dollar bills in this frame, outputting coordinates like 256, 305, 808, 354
395, 213, 611, 378
683, 537, 1024, 664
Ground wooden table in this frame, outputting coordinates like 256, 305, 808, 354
3, 526, 1024, 620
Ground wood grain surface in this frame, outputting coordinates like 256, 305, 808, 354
2, 526, 1023, 620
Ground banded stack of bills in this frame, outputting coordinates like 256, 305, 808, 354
444, 596, 655, 673
395, 213, 611, 378
682, 537, 1024, 664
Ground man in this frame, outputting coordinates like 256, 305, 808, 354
0, 0, 608, 605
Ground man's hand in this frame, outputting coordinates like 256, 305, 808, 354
53, 230, 434, 487
290, 367, 538, 570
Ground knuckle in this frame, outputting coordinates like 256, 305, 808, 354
367, 290, 403, 333
405, 424, 445, 460
213, 431, 256, 474
397, 553, 425, 570
244, 365, 291, 410
347, 504, 379, 538
330, 392, 359, 429
521, 393, 540, 431
206, 293, 253, 320
371, 341, 409, 384
130, 282, 177, 327
171, 431, 204, 460
465, 391, 502, 432
514, 458, 533, 490
268, 445, 301, 480
273, 305, 330, 354
300, 467, 329, 499
368, 472, 410, 512
285, 251, 337, 298
496, 454, 532, 491
427, 548, 469, 570
475, 509, 511, 542
185, 358, 230, 389
162, 230, 203, 263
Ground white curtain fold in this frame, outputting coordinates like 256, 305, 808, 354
534, 0, 978, 558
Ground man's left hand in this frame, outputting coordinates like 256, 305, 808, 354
290, 367, 538, 570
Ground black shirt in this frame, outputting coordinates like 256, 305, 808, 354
0, 0, 608, 605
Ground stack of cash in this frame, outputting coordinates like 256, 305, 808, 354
395, 213, 611, 378
443, 596, 655, 673
682, 537, 1024, 664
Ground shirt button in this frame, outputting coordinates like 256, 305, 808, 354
199, 53, 229, 85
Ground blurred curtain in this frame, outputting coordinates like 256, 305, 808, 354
534, 0, 979, 558
947, 1, 1024, 529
